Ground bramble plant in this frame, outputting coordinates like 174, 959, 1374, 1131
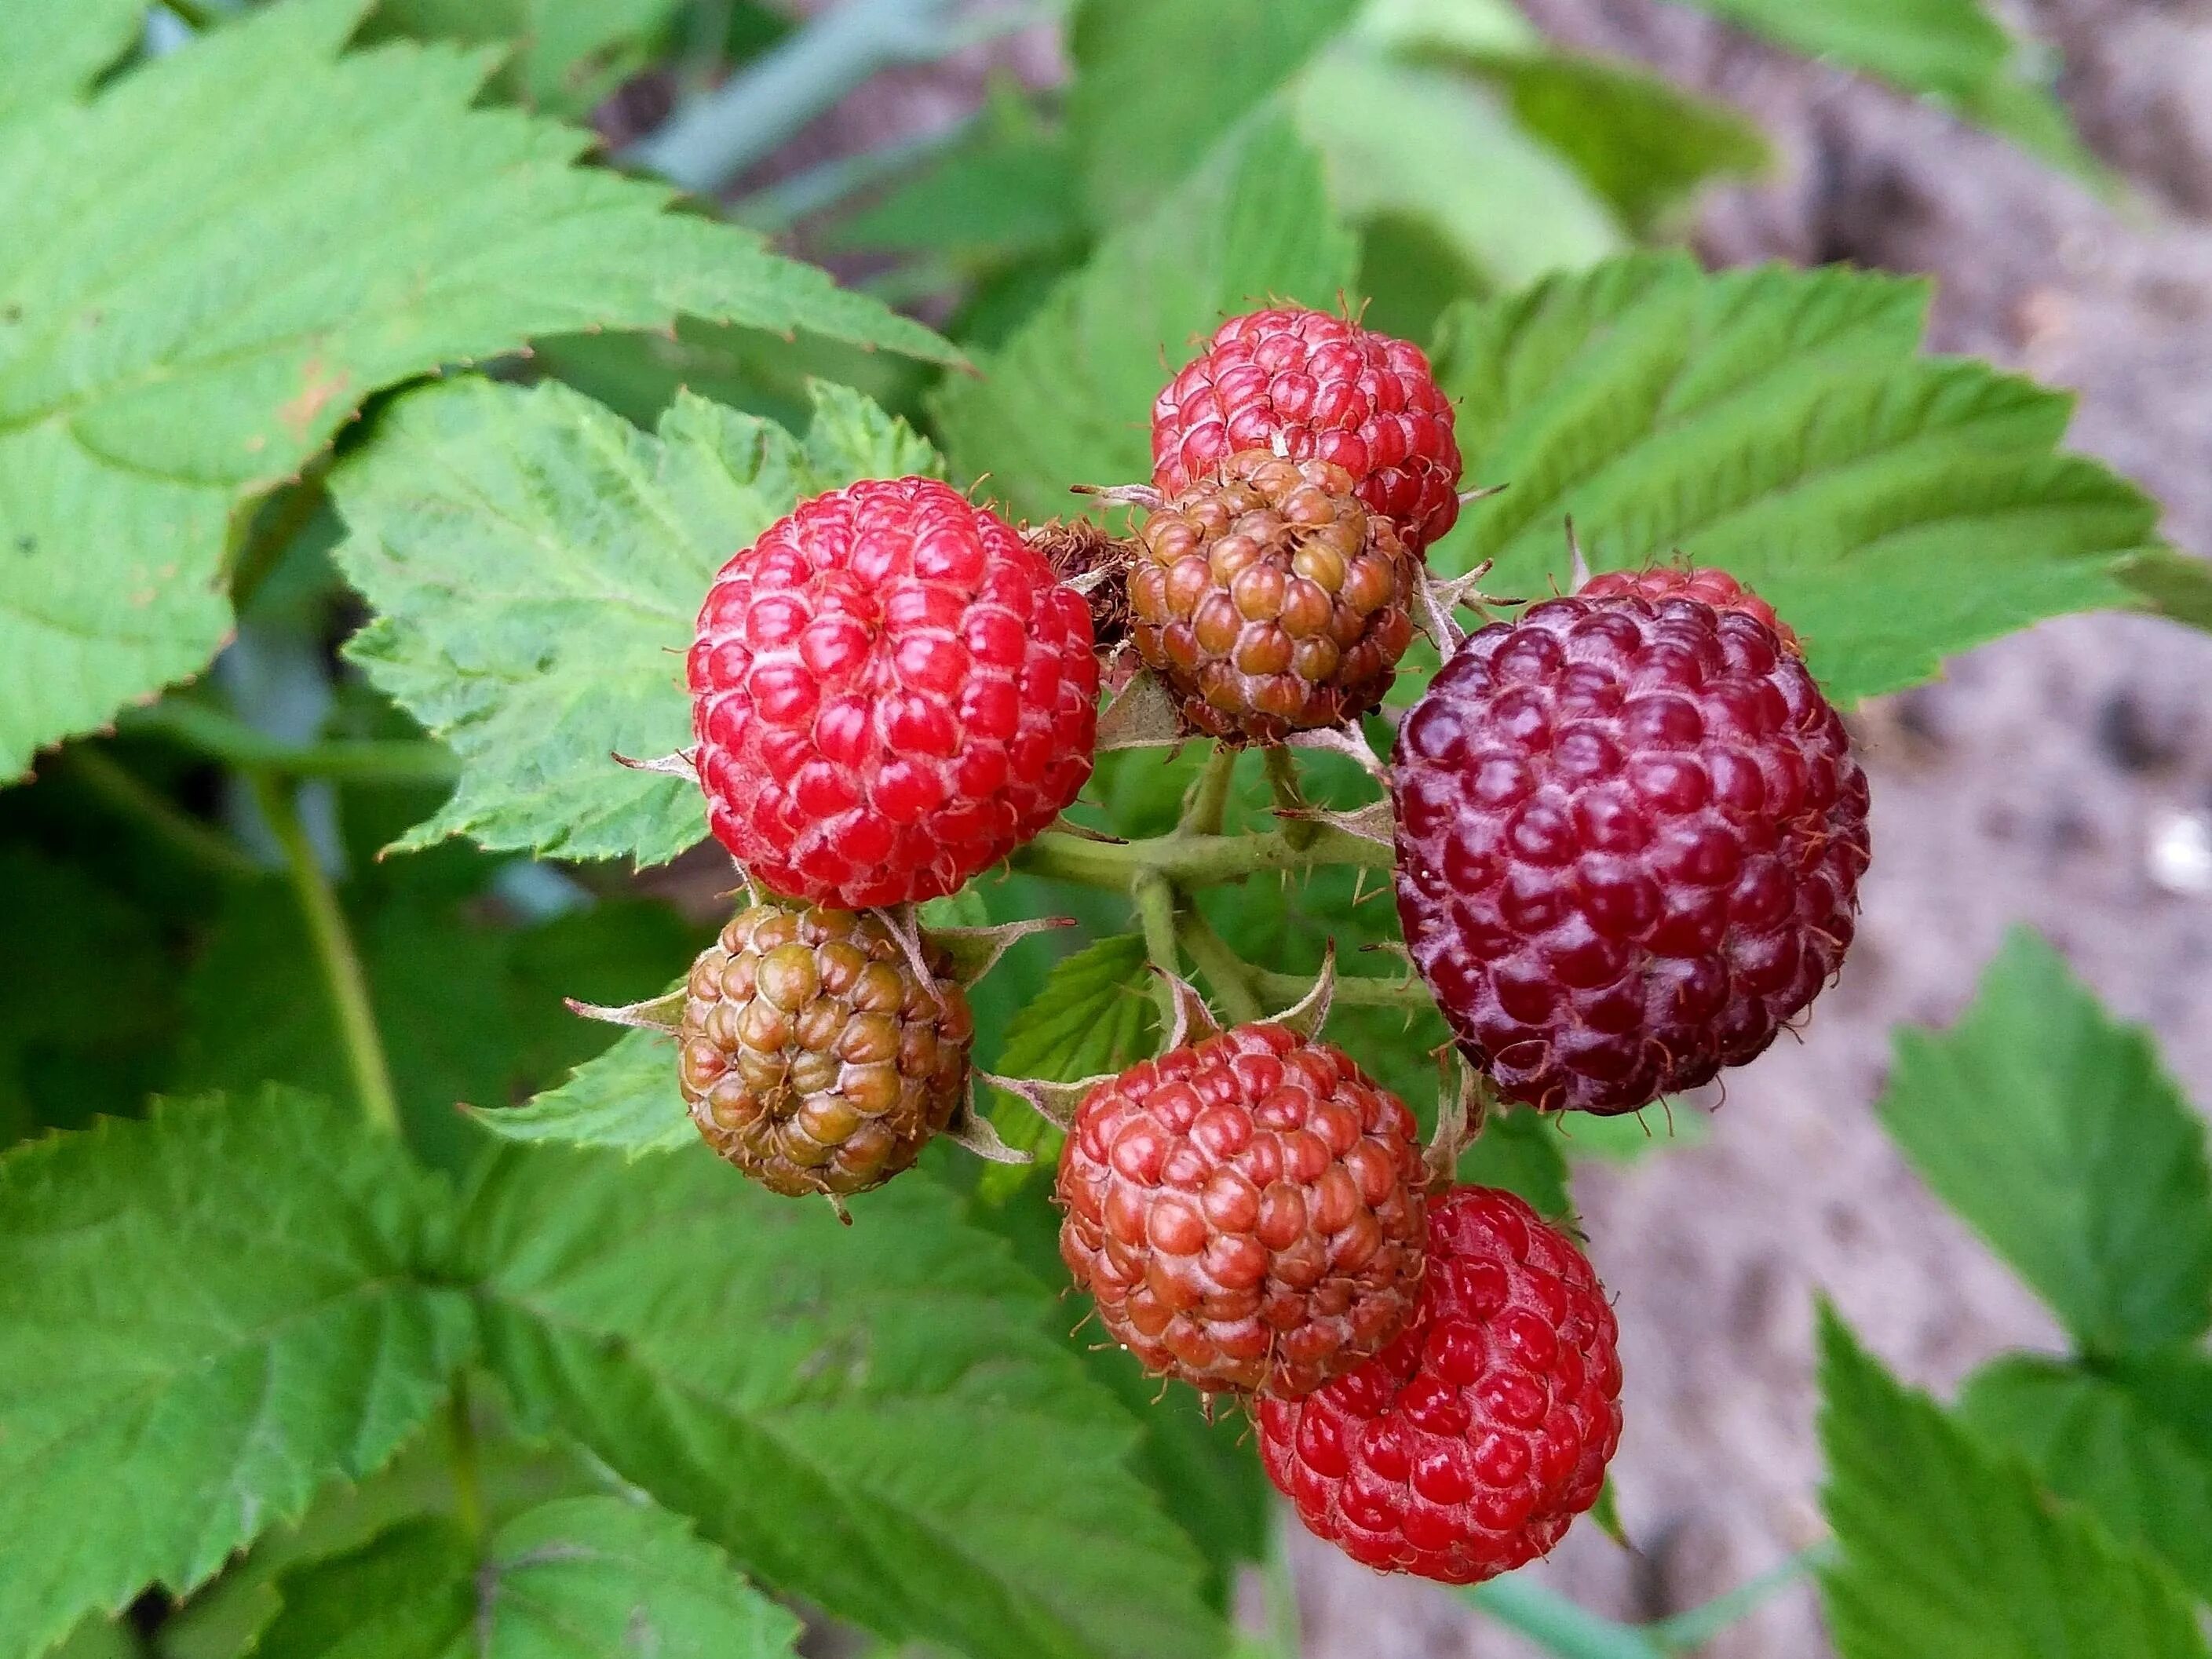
5, 3, 2212, 1659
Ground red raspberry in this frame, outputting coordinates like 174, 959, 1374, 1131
688, 477, 1099, 909
1579, 565, 1801, 654
1258, 1186, 1622, 1584
1055, 1023, 1428, 1398
1152, 308, 1463, 553
1393, 580, 1868, 1114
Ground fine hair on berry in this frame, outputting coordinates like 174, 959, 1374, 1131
1055, 1022, 1429, 1398
1130, 449, 1418, 743
1152, 307, 1464, 552
1393, 577, 1869, 1115
679, 901, 973, 1198
688, 476, 1099, 909
1258, 1186, 1622, 1584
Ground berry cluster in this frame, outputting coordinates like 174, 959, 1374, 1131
601, 304, 1868, 1584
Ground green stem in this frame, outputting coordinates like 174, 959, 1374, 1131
1252, 964, 1432, 1011
1182, 746, 1239, 837
56, 748, 261, 880
448, 1377, 487, 1547
1644, 1544, 1834, 1651
1013, 822, 1392, 893
1131, 872, 1184, 1033
119, 700, 458, 787
163, 0, 218, 27
1465, 1580, 1662, 1659
1174, 907, 1267, 1025
250, 774, 401, 1138
1263, 747, 1318, 850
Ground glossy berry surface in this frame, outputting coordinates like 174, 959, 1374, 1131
688, 476, 1098, 908
1257, 1186, 1622, 1584
679, 902, 972, 1198
1056, 1023, 1427, 1398
1393, 584, 1869, 1114
1152, 308, 1463, 552
1130, 450, 1418, 743
1579, 565, 1801, 654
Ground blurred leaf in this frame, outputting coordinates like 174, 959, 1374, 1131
335, 377, 938, 866
1296, 51, 1626, 294
979, 933, 1158, 1198
1553, 1102, 1710, 1163
1679, 0, 2102, 180
1458, 1105, 1575, 1223
473, 1023, 695, 1157
1066, 0, 1356, 226
457, 1143, 1226, 1659
38, 1620, 138, 1659
0, 0, 141, 122
0, 0, 955, 781
1877, 928, 2212, 1356
834, 86, 1083, 264
255, 1497, 802, 1659
1817, 1305, 2208, 1659
363, 0, 685, 114
1355, 213, 1492, 348
0, 1089, 473, 1659
1451, 49, 1770, 233
934, 108, 1359, 523
1429, 254, 2154, 703
1959, 1354, 2212, 1603
2118, 547, 2212, 634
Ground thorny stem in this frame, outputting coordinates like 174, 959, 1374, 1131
250, 773, 402, 1138
1173, 906, 1267, 1026
1264, 747, 1318, 850
57, 748, 261, 880
1131, 871, 1184, 1034
1012, 822, 1393, 892
119, 700, 459, 788
1181, 746, 1239, 838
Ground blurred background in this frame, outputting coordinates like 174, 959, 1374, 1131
17, 1, 2212, 1654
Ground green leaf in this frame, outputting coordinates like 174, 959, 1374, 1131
1875, 928, 2212, 1356
1451, 49, 1771, 233
255, 1497, 802, 1659
1429, 254, 2154, 702
0, 0, 141, 122
1294, 51, 1626, 294
458, 1144, 1225, 1659
933, 109, 1360, 523
1458, 1106, 1574, 1223
1816, 1305, 2209, 1659
0, 1088, 473, 1659
0, 0, 953, 778
1678, 0, 2101, 180
833, 86, 1083, 264
2118, 546, 2212, 634
473, 1024, 695, 1157
334, 377, 941, 866
1552, 1101, 1710, 1165
1065, 0, 1357, 226
979, 933, 1159, 1198
363, 0, 688, 115
1958, 1354, 2212, 1604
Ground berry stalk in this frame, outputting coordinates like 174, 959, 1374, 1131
1012, 819, 1393, 891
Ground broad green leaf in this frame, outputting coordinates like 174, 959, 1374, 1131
334, 377, 940, 866
979, 933, 1159, 1198
1295, 51, 1626, 294
363, 0, 687, 115
833, 86, 1083, 264
1451, 49, 1771, 233
255, 1497, 801, 1659
458, 1144, 1225, 1659
1876, 928, 2212, 1355
1429, 254, 2154, 702
0, 0, 952, 778
1958, 1354, 2212, 1603
1816, 1306, 2209, 1659
0, 0, 142, 122
473, 1025, 696, 1156
933, 109, 1360, 523
1458, 1106, 1574, 1223
1679, 0, 2100, 179
0, 1088, 473, 1659
1065, 0, 1356, 226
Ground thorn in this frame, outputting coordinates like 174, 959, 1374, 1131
612, 747, 699, 778
1566, 516, 1592, 592
1458, 482, 1509, 506
566, 990, 686, 1032
1267, 946, 1336, 1037
1045, 815, 1127, 844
